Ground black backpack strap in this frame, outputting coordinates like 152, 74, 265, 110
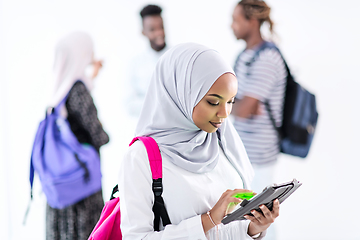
260, 43, 292, 141
109, 184, 119, 200
126, 136, 171, 231
152, 178, 171, 231
108, 180, 171, 231
233, 49, 246, 74
246, 41, 293, 140
247, 41, 293, 80
74, 154, 90, 183
264, 101, 283, 140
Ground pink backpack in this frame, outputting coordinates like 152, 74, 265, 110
88, 136, 171, 240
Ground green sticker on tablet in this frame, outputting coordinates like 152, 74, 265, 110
233, 192, 255, 200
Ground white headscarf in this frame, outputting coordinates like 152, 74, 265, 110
49, 32, 95, 110
135, 43, 254, 188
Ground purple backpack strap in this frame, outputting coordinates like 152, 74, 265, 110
129, 136, 171, 231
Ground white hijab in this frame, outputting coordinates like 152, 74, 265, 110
135, 43, 254, 188
49, 32, 95, 111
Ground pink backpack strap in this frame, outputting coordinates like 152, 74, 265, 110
129, 136, 170, 230
129, 136, 162, 180
88, 136, 168, 240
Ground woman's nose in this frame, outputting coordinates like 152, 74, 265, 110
217, 104, 230, 118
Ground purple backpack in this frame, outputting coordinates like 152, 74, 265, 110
88, 136, 171, 240
29, 92, 102, 209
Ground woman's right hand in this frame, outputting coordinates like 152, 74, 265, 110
201, 189, 253, 233
92, 60, 103, 79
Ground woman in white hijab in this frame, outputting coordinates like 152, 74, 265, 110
118, 43, 280, 239
46, 32, 109, 240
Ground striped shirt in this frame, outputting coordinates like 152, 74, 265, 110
233, 45, 287, 165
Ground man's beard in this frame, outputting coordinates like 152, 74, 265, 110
150, 41, 166, 52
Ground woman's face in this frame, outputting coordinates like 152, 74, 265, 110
192, 73, 238, 133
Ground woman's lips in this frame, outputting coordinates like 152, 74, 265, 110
210, 122, 222, 128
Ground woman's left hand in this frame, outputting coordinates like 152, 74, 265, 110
244, 199, 280, 236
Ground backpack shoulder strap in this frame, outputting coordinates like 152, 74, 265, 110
251, 41, 293, 82
130, 136, 162, 180
247, 41, 292, 140
233, 48, 246, 74
250, 41, 277, 65
129, 136, 171, 231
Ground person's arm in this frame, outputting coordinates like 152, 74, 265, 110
232, 50, 283, 119
119, 141, 277, 239
66, 81, 109, 150
232, 96, 261, 119
118, 141, 208, 240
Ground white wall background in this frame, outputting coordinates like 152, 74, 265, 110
1, 0, 359, 239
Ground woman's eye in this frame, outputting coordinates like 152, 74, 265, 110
207, 101, 219, 106
228, 100, 235, 104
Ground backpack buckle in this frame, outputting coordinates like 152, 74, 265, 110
152, 178, 163, 197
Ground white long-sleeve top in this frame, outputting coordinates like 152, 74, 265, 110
125, 46, 168, 118
118, 140, 265, 240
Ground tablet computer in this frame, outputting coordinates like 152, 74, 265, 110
221, 179, 302, 225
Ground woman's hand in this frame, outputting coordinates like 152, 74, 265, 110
92, 60, 103, 79
201, 189, 253, 233
245, 199, 280, 236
